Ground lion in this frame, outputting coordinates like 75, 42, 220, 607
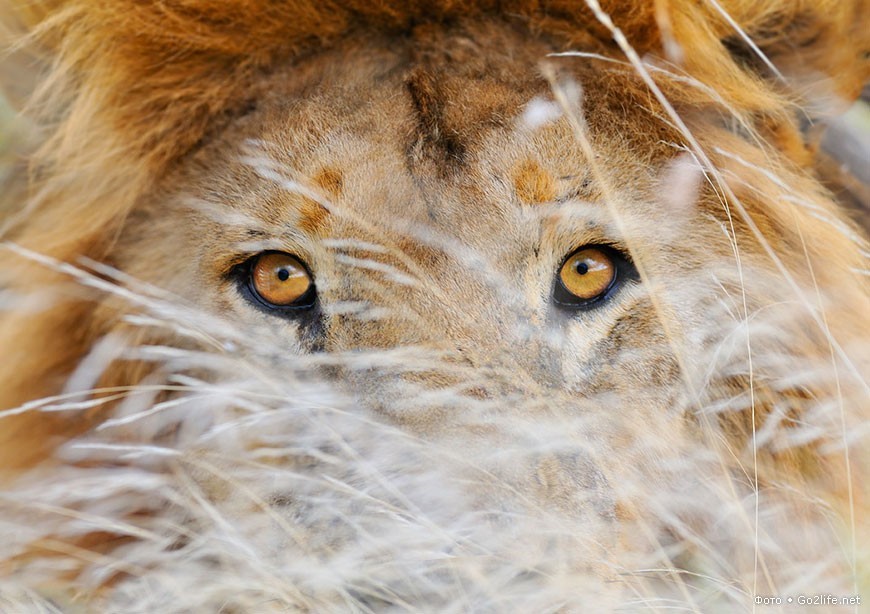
0, 1, 867, 611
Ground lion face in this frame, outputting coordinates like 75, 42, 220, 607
111, 25, 712, 501
123, 24, 699, 422
103, 18, 864, 530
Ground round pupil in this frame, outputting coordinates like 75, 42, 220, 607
277, 268, 290, 281
575, 261, 589, 275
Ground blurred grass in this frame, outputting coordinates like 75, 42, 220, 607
0, 92, 14, 187
0, 91, 12, 151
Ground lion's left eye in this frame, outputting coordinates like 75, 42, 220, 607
553, 246, 626, 309
246, 252, 316, 310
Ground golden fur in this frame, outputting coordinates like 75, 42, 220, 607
0, 1, 868, 609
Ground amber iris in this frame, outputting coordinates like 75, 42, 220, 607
558, 247, 616, 301
251, 253, 312, 306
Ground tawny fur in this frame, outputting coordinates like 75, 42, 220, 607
0, 1, 868, 611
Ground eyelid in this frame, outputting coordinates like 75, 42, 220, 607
538, 210, 630, 258
219, 239, 313, 279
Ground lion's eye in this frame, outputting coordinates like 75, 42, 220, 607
553, 246, 620, 308
248, 252, 315, 309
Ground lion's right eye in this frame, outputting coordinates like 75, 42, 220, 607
246, 252, 316, 310
552, 245, 635, 310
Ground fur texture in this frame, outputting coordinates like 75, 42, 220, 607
0, 1, 868, 611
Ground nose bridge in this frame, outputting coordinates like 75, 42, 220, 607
415, 296, 564, 393
324, 225, 564, 386
447, 277, 563, 389
326, 283, 564, 391
483, 327, 563, 392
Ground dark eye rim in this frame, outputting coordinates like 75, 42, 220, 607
232, 251, 318, 313
552, 244, 637, 310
